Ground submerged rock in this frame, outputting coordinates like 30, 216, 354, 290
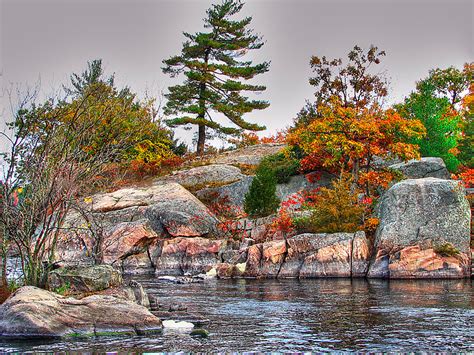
368, 178, 471, 278
0, 286, 162, 338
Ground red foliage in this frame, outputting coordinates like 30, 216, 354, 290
453, 168, 474, 188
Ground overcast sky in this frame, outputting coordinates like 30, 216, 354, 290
1, 0, 472, 149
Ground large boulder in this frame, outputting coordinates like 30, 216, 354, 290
48, 265, 122, 294
91, 182, 218, 237
158, 164, 245, 189
0, 286, 162, 338
368, 178, 471, 278
389, 157, 450, 179
52, 183, 218, 273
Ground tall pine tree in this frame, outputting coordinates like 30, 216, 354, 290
162, 0, 270, 154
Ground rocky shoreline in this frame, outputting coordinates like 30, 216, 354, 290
45, 150, 471, 280
1, 148, 472, 339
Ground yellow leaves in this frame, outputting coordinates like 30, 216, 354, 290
83, 197, 93, 204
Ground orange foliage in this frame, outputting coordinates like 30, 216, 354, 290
232, 130, 287, 148
287, 98, 425, 193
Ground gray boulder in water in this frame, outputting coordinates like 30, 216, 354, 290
368, 178, 471, 279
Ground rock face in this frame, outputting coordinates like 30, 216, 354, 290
368, 178, 471, 279
196, 176, 253, 207
48, 265, 122, 294
389, 157, 450, 179
158, 164, 245, 189
155, 237, 224, 275
196, 173, 333, 209
0, 286, 162, 338
278, 232, 370, 278
211, 143, 285, 166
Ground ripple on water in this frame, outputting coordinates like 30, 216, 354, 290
1, 278, 473, 352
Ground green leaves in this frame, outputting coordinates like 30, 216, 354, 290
401, 81, 462, 172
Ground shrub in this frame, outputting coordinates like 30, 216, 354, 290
244, 164, 280, 218
293, 176, 366, 233
260, 152, 300, 183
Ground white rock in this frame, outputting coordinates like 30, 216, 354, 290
162, 320, 195, 330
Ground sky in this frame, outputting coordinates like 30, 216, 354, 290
0, 0, 472, 150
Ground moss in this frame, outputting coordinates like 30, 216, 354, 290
190, 328, 209, 338
65, 329, 139, 338
434, 243, 460, 257
54, 281, 71, 296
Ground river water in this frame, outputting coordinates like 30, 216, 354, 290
1, 277, 473, 353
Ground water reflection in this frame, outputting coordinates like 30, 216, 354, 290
1, 278, 473, 352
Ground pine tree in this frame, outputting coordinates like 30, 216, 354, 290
162, 0, 270, 154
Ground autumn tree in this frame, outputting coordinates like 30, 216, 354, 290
458, 80, 474, 168
288, 98, 425, 194
295, 45, 388, 127
0, 88, 138, 287
63, 60, 176, 182
162, 0, 270, 154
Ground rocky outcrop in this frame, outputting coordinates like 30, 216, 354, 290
48, 265, 122, 294
389, 157, 451, 179
158, 164, 245, 189
186, 232, 371, 279
0, 286, 162, 338
210, 143, 285, 166
368, 178, 471, 279
155, 237, 225, 276
53, 183, 218, 273
90, 182, 218, 237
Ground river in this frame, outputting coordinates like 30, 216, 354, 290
1, 277, 473, 352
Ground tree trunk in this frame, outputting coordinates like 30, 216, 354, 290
0, 254, 7, 287
351, 158, 360, 194
197, 124, 206, 155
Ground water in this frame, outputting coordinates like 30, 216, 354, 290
1, 277, 473, 352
